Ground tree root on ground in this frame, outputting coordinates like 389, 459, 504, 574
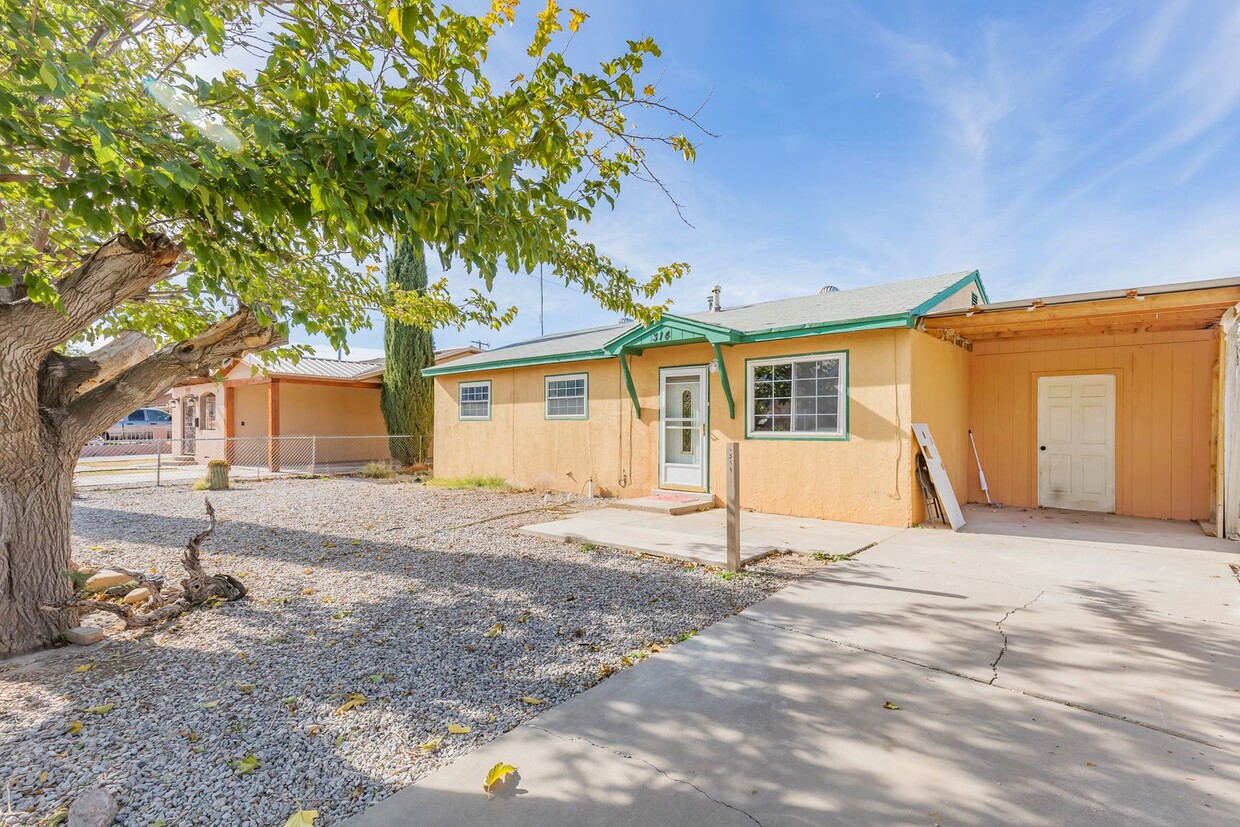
45, 499, 246, 629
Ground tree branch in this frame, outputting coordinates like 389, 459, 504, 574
61, 306, 283, 446
12, 234, 185, 355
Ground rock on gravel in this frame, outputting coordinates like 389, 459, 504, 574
0, 478, 823, 827
67, 787, 118, 826
64, 627, 104, 646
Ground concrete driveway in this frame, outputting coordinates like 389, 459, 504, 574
345, 511, 1240, 826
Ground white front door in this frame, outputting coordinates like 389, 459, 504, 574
659, 367, 709, 491
1037, 374, 1116, 512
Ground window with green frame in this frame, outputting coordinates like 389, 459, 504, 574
545, 373, 588, 419
459, 380, 491, 420
748, 352, 846, 437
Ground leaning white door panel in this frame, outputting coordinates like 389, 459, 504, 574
1037, 374, 1116, 512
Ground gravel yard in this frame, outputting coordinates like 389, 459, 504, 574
0, 478, 821, 826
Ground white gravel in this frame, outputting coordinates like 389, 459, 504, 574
0, 478, 822, 826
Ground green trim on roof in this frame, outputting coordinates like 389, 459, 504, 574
425, 272, 989, 378
906, 270, 984, 321
602, 313, 740, 355
422, 349, 612, 377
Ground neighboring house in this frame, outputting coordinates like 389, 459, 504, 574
170, 347, 479, 468
424, 271, 1240, 535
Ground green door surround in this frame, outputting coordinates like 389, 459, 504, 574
605, 315, 741, 420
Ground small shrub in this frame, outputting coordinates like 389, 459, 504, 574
192, 479, 210, 491
580, 542, 599, 553
811, 551, 850, 563
426, 475, 511, 491
358, 461, 396, 479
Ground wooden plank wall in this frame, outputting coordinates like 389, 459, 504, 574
968, 330, 1217, 521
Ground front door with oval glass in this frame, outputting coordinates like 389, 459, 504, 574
659, 367, 708, 491
1037, 374, 1116, 512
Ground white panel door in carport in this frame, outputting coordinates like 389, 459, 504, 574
1037, 374, 1116, 512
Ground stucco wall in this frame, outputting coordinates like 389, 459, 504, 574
909, 332, 971, 521
968, 330, 1217, 521
232, 385, 268, 439
434, 328, 922, 526
278, 382, 386, 436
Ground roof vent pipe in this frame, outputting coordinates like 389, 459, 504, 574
820, 285, 840, 294
710, 285, 722, 312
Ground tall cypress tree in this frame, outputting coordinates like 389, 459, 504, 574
381, 238, 435, 464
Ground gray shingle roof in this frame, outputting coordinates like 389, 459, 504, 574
431, 270, 978, 375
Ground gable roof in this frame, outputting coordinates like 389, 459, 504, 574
424, 270, 984, 376
261, 356, 386, 381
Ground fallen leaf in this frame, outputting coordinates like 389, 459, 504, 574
484, 622, 503, 638
85, 704, 114, 715
1086, 761, 1097, 767
882, 701, 901, 710
237, 684, 256, 694
200, 700, 220, 709
448, 723, 472, 734
302, 588, 315, 595
420, 735, 442, 752
73, 664, 95, 673
284, 811, 319, 827
67, 721, 83, 735
336, 693, 367, 714
303, 568, 314, 574
483, 762, 518, 798
520, 697, 544, 705
233, 754, 260, 775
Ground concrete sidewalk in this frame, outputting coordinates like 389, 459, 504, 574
345, 519, 1240, 826
520, 506, 901, 567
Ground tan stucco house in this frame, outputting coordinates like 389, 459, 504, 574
425, 271, 1240, 536
171, 346, 479, 468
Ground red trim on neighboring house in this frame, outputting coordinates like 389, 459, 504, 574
267, 378, 281, 472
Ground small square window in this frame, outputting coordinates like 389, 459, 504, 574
545, 373, 588, 419
459, 381, 491, 420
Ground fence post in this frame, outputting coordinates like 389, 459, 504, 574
155, 438, 162, 487
726, 442, 740, 573
310, 435, 317, 476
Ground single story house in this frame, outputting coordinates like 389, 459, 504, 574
424, 271, 1240, 536
170, 346, 480, 468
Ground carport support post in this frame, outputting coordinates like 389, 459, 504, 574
726, 442, 740, 573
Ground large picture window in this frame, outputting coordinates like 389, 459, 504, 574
545, 373, 588, 419
747, 352, 846, 438
459, 380, 491, 420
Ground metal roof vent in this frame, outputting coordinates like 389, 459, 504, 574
708, 285, 722, 312
820, 285, 840, 294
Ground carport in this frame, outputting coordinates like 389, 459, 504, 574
920, 276, 1240, 536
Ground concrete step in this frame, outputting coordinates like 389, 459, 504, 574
614, 492, 716, 516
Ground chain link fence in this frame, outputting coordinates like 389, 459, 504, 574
74, 434, 432, 489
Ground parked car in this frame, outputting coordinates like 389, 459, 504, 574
102, 407, 173, 440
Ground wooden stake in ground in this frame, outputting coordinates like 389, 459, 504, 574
726, 442, 741, 573
47, 499, 246, 629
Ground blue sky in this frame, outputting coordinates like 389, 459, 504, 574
296, 0, 1240, 358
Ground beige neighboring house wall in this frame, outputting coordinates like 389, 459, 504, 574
170, 346, 478, 467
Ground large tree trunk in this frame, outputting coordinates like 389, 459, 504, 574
0, 359, 77, 656
0, 234, 283, 656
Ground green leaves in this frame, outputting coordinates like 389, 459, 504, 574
2, 0, 701, 352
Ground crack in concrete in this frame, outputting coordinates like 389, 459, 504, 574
527, 724, 765, 826
739, 613, 1236, 755
988, 591, 1045, 685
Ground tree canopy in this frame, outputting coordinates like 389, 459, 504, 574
0, 0, 703, 655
